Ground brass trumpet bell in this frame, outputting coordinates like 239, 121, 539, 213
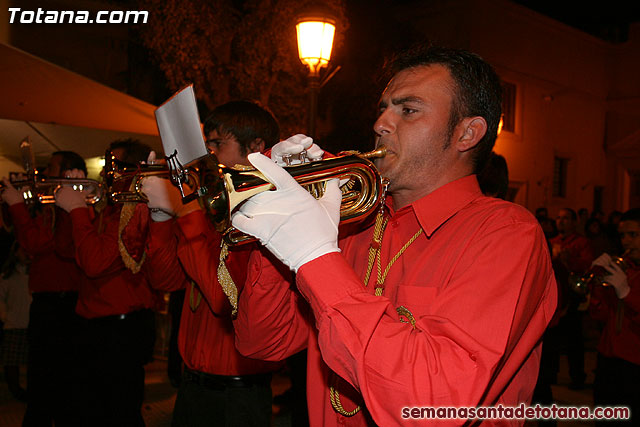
1, 177, 103, 205
105, 147, 387, 244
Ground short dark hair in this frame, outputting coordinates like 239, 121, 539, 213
109, 138, 152, 166
477, 152, 509, 199
53, 151, 87, 176
203, 100, 280, 153
620, 208, 640, 224
560, 208, 577, 221
385, 45, 503, 173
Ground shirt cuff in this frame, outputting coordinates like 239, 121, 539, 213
149, 219, 175, 242
296, 252, 366, 315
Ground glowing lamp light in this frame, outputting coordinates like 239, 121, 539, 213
296, 17, 335, 75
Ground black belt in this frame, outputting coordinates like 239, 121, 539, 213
183, 368, 272, 390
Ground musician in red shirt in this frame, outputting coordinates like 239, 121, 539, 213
589, 208, 640, 425
55, 139, 182, 427
231, 46, 557, 426
140, 101, 292, 426
550, 207, 594, 389
2, 151, 86, 426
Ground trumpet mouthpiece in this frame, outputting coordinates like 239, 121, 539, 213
360, 146, 387, 159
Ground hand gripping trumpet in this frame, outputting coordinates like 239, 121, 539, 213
569, 251, 629, 296
0, 177, 103, 205
106, 146, 388, 244
1, 138, 102, 205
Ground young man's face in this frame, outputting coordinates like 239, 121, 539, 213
206, 130, 249, 168
619, 219, 640, 262
555, 209, 575, 235
43, 154, 63, 178
372, 64, 462, 201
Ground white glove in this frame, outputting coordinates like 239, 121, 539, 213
271, 134, 324, 166
55, 186, 87, 212
1, 178, 24, 206
141, 176, 199, 221
592, 253, 630, 299
231, 153, 341, 272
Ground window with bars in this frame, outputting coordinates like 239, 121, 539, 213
501, 81, 516, 133
553, 156, 568, 198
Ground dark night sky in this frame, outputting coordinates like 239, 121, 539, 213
511, 0, 640, 43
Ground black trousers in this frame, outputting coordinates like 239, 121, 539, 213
22, 291, 81, 427
593, 353, 640, 426
171, 369, 272, 427
74, 309, 156, 427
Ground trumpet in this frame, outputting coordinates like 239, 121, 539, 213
1, 177, 103, 205
106, 146, 387, 244
569, 252, 629, 296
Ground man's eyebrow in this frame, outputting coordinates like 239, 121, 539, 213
391, 96, 423, 105
378, 96, 423, 109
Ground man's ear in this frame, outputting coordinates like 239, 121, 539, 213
456, 117, 487, 152
248, 138, 266, 154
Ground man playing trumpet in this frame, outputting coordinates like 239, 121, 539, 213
230, 46, 557, 426
139, 100, 321, 426
590, 208, 640, 425
1, 151, 86, 426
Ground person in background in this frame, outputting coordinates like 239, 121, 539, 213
1, 151, 86, 426
550, 208, 594, 390
477, 151, 509, 199
231, 45, 556, 426
0, 241, 31, 402
589, 208, 640, 425
140, 101, 292, 427
577, 208, 589, 236
55, 139, 183, 427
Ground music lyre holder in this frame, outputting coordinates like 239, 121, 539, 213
165, 149, 191, 200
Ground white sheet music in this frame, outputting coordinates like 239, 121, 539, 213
154, 85, 208, 166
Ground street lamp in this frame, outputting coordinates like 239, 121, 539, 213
296, 11, 336, 138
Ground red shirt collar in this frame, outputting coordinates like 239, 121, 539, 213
385, 174, 483, 237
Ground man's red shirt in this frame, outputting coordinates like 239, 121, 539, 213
235, 175, 557, 426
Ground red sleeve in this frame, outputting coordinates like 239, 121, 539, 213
69, 207, 121, 277
234, 248, 312, 362
296, 221, 556, 424
8, 203, 54, 256
144, 219, 188, 292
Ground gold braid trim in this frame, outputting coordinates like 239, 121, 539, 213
217, 241, 238, 317
117, 181, 146, 274
329, 386, 361, 417
363, 211, 387, 287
